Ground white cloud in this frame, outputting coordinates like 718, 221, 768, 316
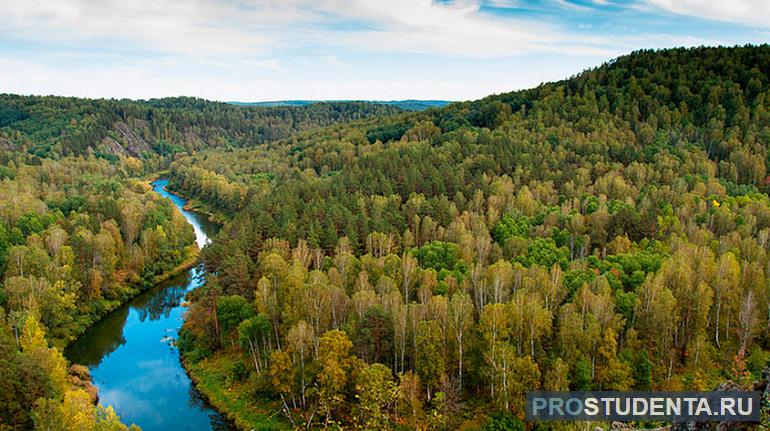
0, 0, 763, 101
0, 0, 614, 59
646, 0, 770, 28
0, 52, 601, 101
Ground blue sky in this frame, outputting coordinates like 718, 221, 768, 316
1, 0, 768, 101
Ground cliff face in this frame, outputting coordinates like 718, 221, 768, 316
98, 121, 153, 158
0, 135, 12, 152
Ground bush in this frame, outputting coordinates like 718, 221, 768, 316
226, 361, 248, 386
482, 412, 524, 431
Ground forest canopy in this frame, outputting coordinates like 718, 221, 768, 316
169, 45, 770, 429
2, 45, 770, 430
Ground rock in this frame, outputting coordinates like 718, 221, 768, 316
99, 121, 152, 158
0, 135, 14, 151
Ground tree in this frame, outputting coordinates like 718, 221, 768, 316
355, 363, 397, 430
401, 252, 418, 304
397, 371, 424, 428
216, 295, 252, 349
544, 358, 570, 391
448, 291, 473, 392
595, 328, 634, 390
712, 252, 739, 350
32, 389, 140, 431
237, 314, 270, 374
415, 320, 445, 400
317, 330, 357, 427
572, 357, 593, 390
287, 321, 314, 408
486, 260, 513, 304
269, 349, 297, 427
634, 350, 652, 390
352, 306, 393, 365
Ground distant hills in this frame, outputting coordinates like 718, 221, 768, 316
228, 99, 451, 111
0, 95, 404, 157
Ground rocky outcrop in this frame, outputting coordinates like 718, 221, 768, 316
98, 121, 153, 158
0, 135, 14, 151
610, 423, 669, 431
668, 370, 769, 431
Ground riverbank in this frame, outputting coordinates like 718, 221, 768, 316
61, 240, 200, 350
183, 353, 287, 431
180, 196, 231, 225
147, 173, 231, 225
66, 177, 232, 430
153, 244, 199, 284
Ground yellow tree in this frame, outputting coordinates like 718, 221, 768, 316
448, 291, 474, 392
355, 363, 398, 430
317, 330, 358, 427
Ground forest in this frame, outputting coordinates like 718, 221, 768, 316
1, 45, 770, 430
0, 99, 399, 429
170, 46, 770, 429
0, 95, 401, 159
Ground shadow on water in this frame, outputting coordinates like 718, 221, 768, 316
64, 180, 234, 431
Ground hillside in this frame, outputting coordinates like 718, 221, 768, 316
170, 45, 770, 429
0, 95, 402, 159
2, 45, 770, 431
229, 100, 451, 111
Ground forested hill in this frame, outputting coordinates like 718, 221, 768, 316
0, 95, 402, 159
230, 100, 451, 111
170, 45, 770, 429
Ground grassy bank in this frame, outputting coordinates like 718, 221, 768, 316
184, 353, 287, 431
181, 196, 231, 225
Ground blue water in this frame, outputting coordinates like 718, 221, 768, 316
66, 179, 232, 431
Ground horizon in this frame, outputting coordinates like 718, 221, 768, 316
2, 0, 769, 102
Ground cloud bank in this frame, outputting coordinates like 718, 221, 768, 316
0, 0, 766, 100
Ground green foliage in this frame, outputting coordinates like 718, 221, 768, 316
572, 358, 593, 391
8, 45, 770, 430
634, 350, 653, 390
492, 213, 533, 244
515, 237, 569, 270
174, 45, 770, 429
226, 361, 248, 386
413, 241, 466, 274
482, 412, 525, 431
0, 94, 403, 158
217, 295, 254, 334
0, 156, 197, 346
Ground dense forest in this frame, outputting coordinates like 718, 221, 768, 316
2, 45, 770, 431
0, 153, 195, 429
0, 99, 403, 429
169, 46, 770, 429
0, 95, 402, 159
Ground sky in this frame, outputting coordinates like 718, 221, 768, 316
1, 0, 769, 102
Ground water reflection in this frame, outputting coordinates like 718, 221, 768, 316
135, 280, 188, 322
66, 306, 129, 368
64, 180, 232, 431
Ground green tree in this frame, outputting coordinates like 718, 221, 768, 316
355, 363, 397, 430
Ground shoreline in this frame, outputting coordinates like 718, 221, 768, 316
61, 241, 199, 351
182, 353, 287, 431
152, 178, 280, 431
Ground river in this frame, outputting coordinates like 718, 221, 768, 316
65, 179, 234, 431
